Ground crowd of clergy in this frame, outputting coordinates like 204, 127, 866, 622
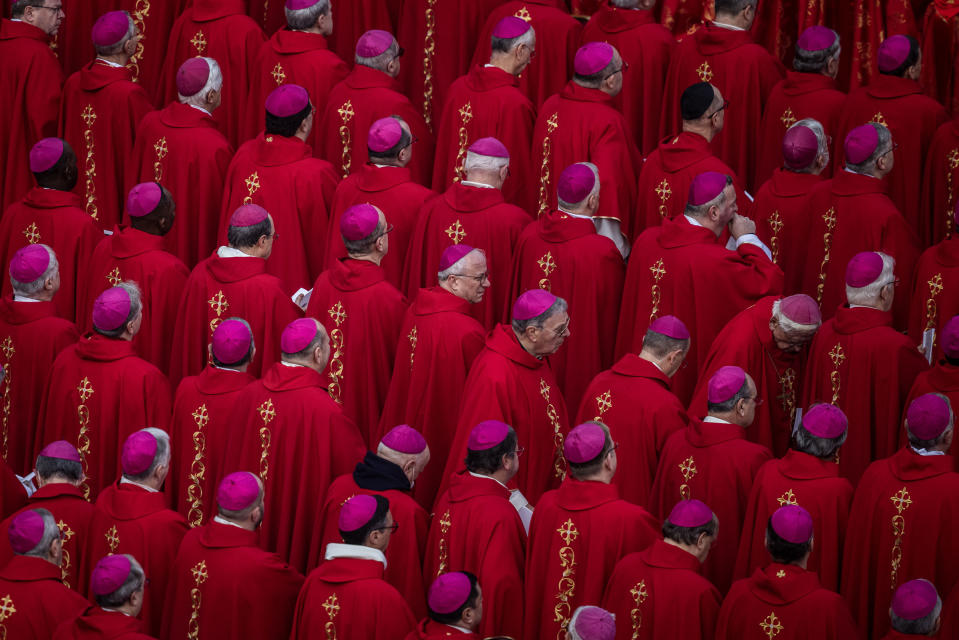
2, 0, 959, 637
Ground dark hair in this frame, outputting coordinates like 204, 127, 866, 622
793, 32, 840, 73
947, 354, 959, 367
211, 318, 255, 367
715, 0, 757, 14
339, 494, 390, 545
642, 331, 690, 358
793, 418, 847, 459
491, 29, 530, 54
663, 514, 719, 545
129, 184, 174, 232
765, 520, 810, 564
880, 36, 920, 77
706, 377, 750, 413
568, 423, 613, 481
464, 428, 518, 474
36, 454, 83, 483
428, 572, 480, 624
228, 217, 272, 249
265, 103, 312, 138
343, 220, 386, 255
32, 141, 76, 185
367, 116, 412, 161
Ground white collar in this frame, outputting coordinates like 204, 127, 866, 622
99, 607, 134, 617
468, 471, 508, 490
843, 167, 877, 178
702, 416, 732, 425
211, 364, 243, 373
217, 246, 256, 258
12, 295, 42, 303
187, 103, 212, 116
213, 515, 247, 528
445, 624, 472, 634
280, 361, 308, 368
119, 477, 159, 493
324, 543, 388, 568
372, 163, 394, 168
711, 20, 745, 31
96, 57, 125, 68
461, 180, 495, 190
910, 446, 946, 457
558, 207, 592, 220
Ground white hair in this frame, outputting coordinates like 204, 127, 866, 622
771, 299, 821, 334
285, 0, 329, 30
464, 150, 509, 173
789, 118, 829, 174
123, 427, 171, 482
845, 252, 895, 306
179, 58, 223, 107
10, 244, 58, 296
437, 248, 486, 282
491, 27, 535, 54
557, 162, 600, 209
94, 12, 136, 56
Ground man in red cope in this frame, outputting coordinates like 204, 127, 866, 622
511, 162, 625, 411
227, 318, 366, 573
0, 0, 63, 211
77, 183, 188, 374
405, 137, 531, 329
842, 393, 959, 639
885, 579, 945, 639
524, 422, 659, 640
734, 404, 854, 592
408, 572, 483, 639
0, 139, 99, 322
432, 17, 536, 211
130, 59, 232, 268
325, 117, 435, 291
576, 316, 690, 508
755, 27, 845, 188
318, 30, 433, 186
439, 289, 571, 504
650, 366, 773, 592
246, 0, 344, 153
921, 112, 959, 246
531, 42, 640, 236
313, 425, 430, 615
635, 82, 746, 231
603, 499, 721, 640
220, 84, 337, 294
752, 120, 831, 292
835, 35, 948, 245
801, 125, 920, 330
169, 205, 301, 385
802, 252, 928, 483
86, 430, 188, 635
59, 11, 153, 231
906, 317, 959, 439
425, 421, 526, 638
617, 171, 783, 405
0, 246, 79, 473
661, 0, 784, 193
381, 245, 487, 507
307, 204, 407, 444
158, 0, 264, 147
37, 284, 172, 500
168, 319, 255, 526
689, 294, 822, 457
54, 554, 154, 640
161, 472, 304, 640
908, 207, 959, 363
292, 494, 416, 639
718, 505, 859, 639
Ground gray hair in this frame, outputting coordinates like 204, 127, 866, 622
95, 554, 146, 608
179, 58, 223, 107
890, 599, 942, 636
285, 0, 329, 30
218, 476, 264, 520
464, 150, 509, 173
282, 320, 329, 359
715, 0, 757, 14
123, 428, 171, 482
685, 175, 733, 218
845, 252, 895, 306
437, 248, 486, 283
573, 51, 620, 89
10, 0, 32, 18
94, 12, 136, 57
793, 406, 847, 458
789, 118, 829, 174
793, 30, 840, 73
356, 39, 400, 71
18, 508, 59, 558
490, 26, 534, 55
771, 298, 821, 334
610, 0, 640, 6
707, 376, 751, 413
845, 123, 892, 174
511, 296, 568, 334
94, 281, 143, 338
343, 220, 387, 255
10, 244, 58, 296
907, 393, 955, 449
557, 162, 600, 209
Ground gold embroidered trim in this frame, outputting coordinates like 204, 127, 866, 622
445, 219, 466, 244
207, 290, 229, 333
540, 379, 566, 480
105, 525, 119, 554
828, 343, 845, 404
648, 259, 666, 324
322, 593, 340, 639
760, 611, 783, 639
815, 207, 837, 305
327, 302, 347, 404
187, 560, 208, 640
767, 210, 783, 264
593, 390, 611, 422
629, 580, 648, 639
537, 113, 559, 217
678, 455, 697, 500
436, 509, 451, 576
153, 137, 168, 182
337, 101, 354, 178
187, 404, 209, 527
257, 399, 275, 481
81, 105, 99, 220
76, 376, 95, 499
243, 172, 260, 205
654, 179, 671, 220
453, 102, 473, 182
22, 222, 41, 244
889, 486, 912, 590
190, 30, 206, 56
57, 520, 74, 588
553, 518, 579, 638
421, 0, 437, 130
0, 337, 13, 464
537, 251, 556, 291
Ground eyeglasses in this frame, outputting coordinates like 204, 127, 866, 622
401, 135, 418, 151
608, 61, 629, 77
375, 523, 400, 534
707, 100, 730, 118
374, 223, 394, 240
880, 277, 901, 289
451, 271, 488, 283
744, 395, 764, 406
266, 231, 279, 241
30, 4, 63, 12
548, 318, 570, 337
393, 46, 405, 61
513, 446, 525, 458
881, 142, 899, 158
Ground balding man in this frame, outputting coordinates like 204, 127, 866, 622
380, 245, 488, 506
227, 318, 365, 573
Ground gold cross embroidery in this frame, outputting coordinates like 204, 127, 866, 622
776, 570, 786, 578
650, 258, 666, 281
629, 579, 648, 636
243, 172, 261, 205
208, 290, 229, 317
593, 390, 612, 421
760, 612, 784, 639
655, 179, 672, 219
322, 593, 340, 620
828, 343, 845, 404
537, 113, 560, 217
22, 222, 41, 244
0, 337, 11, 362
445, 219, 466, 244
696, 61, 713, 82
679, 455, 697, 500
453, 102, 473, 182
190, 30, 206, 55
557, 518, 579, 545
153, 137, 168, 181
407, 326, 417, 371
192, 405, 209, 430
191, 560, 208, 585
890, 487, 912, 514
105, 525, 119, 553
106, 267, 122, 286
257, 399, 276, 425
514, 6, 531, 21
436, 509, 452, 575
648, 258, 666, 323
329, 301, 347, 326
77, 377, 95, 402
871, 112, 888, 127
81, 105, 97, 128
337, 101, 354, 124
458, 102, 473, 123
777, 489, 798, 506
925, 273, 944, 332
271, 62, 286, 85
257, 398, 275, 480
0, 594, 15, 622
780, 108, 796, 129
768, 210, 783, 263
537, 251, 556, 290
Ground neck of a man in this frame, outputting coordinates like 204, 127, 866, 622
463, 172, 498, 189
488, 54, 518, 76
372, 156, 403, 168
687, 213, 723, 237
15, 289, 53, 302
228, 244, 260, 258
682, 121, 716, 143
217, 514, 255, 531
294, 24, 323, 35
714, 13, 748, 29
348, 252, 382, 266
98, 53, 129, 67
706, 412, 739, 425
662, 537, 703, 561
513, 328, 542, 359
130, 221, 163, 236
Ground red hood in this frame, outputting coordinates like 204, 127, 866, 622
193, 0, 246, 20
610, 354, 672, 388
537, 210, 597, 243
485, 324, 546, 371
22, 186, 84, 210
657, 213, 721, 249
159, 101, 217, 130
327, 257, 387, 292
0, 297, 61, 326
269, 28, 330, 55
345, 64, 400, 91
926, 361, 959, 392
830, 170, 887, 197
746, 563, 822, 605
409, 619, 481, 639
686, 417, 746, 446
252, 133, 312, 167
642, 538, 702, 572
464, 65, 519, 92
261, 361, 327, 393
78, 60, 134, 92
555, 477, 620, 511
193, 365, 254, 395
767, 168, 825, 198
74, 333, 139, 363
96, 481, 168, 520
830, 306, 892, 335
0, 18, 51, 43
446, 471, 511, 504
656, 131, 715, 172
933, 236, 959, 268
443, 182, 505, 213
411, 286, 472, 317
203, 253, 269, 283
778, 449, 840, 480
888, 446, 955, 482
591, 4, 657, 33
108, 226, 166, 259
865, 74, 922, 100
560, 80, 613, 105
355, 165, 415, 193
58, 606, 148, 640
781, 70, 838, 97
694, 22, 755, 55
0, 554, 62, 583
198, 520, 259, 548
315, 556, 384, 583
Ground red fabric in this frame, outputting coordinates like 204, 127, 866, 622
313, 472, 429, 615
688, 297, 807, 457
245, 30, 347, 153
379, 287, 486, 508
245, 0, 286, 38
834, 76, 948, 245
575, 355, 688, 508
0, 460, 27, 520
225, 363, 366, 573
167, 366, 254, 526
602, 539, 722, 640
114, 0, 188, 101
841, 448, 959, 640
838, 0, 918, 92
920, 5, 959, 114
904, 362, 959, 467
0, 20, 63, 212
325, 0, 398, 65
431, 65, 535, 211
615, 215, 784, 405
0, 298, 79, 474
523, 478, 659, 640
920, 118, 959, 245
324, 166, 435, 292
941, 579, 959, 640
128, 103, 233, 268
802, 306, 928, 484
404, 183, 532, 329
634, 131, 747, 234
531, 82, 641, 234
219, 134, 338, 294
158, 0, 266, 147
86, 482, 189, 635
424, 472, 525, 639
168, 252, 301, 386
59, 61, 154, 231
318, 65, 434, 186
662, 22, 785, 192
582, 4, 675, 156
160, 520, 304, 640
76, 227, 189, 374
799, 172, 920, 330
53, 605, 155, 640
0, 555, 89, 640
0, 483, 94, 593
734, 450, 853, 592
37, 334, 172, 500
907, 236, 959, 363
755, 71, 846, 188
750, 169, 825, 293
659, 0, 710, 35
717, 563, 860, 640
291, 556, 416, 640
509, 210, 624, 411
650, 418, 773, 592
305, 258, 408, 446
438, 325, 570, 504
405, 620, 481, 639
0, 188, 100, 322
473, 1, 581, 110
751, 0, 798, 67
